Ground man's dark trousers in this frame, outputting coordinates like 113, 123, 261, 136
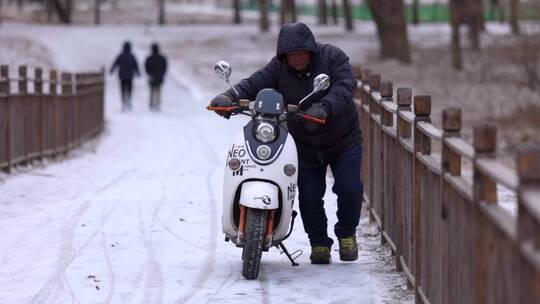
298, 144, 364, 248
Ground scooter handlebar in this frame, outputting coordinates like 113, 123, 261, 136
207, 103, 326, 124
299, 113, 326, 125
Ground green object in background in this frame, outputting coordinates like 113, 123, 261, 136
239, 3, 539, 23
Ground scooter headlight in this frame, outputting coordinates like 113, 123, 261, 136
256, 145, 272, 160
255, 122, 275, 143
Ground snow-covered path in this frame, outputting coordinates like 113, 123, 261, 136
0, 24, 412, 304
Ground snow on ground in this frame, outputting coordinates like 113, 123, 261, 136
0, 22, 414, 303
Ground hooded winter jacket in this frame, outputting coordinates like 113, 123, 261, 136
227, 22, 361, 162
110, 42, 140, 81
145, 44, 168, 86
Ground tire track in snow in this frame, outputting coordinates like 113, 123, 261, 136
101, 231, 115, 304
175, 168, 218, 304
31, 200, 92, 304
138, 195, 166, 304
258, 270, 271, 304
31, 170, 128, 304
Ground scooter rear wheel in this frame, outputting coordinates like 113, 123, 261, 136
242, 208, 267, 280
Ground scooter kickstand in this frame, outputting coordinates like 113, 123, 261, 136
277, 241, 301, 267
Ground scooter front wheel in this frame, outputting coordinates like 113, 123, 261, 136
242, 208, 267, 280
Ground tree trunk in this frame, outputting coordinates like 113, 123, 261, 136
331, 0, 338, 24
53, 0, 72, 24
366, 0, 411, 63
158, 0, 166, 25
46, 0, 54, 22
318, 0, 327, 25
259, 0, 269, 32
280, 0, 296, 24
449, 0, 463, 69
17, 0, 22, 13
467, 0, 483, 51
342, 0, 353, 31
233, 0, 241, 24
510, 0, 519, 34
280, 0, 286, 24
290, 0, 297, 22
0, 0, 3, 25
412, 0, 420, 24
94, 0, 101, 25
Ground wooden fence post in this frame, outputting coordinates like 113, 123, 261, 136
413, 95, 431, 303
472, 123, 497, 304
19, 66, 31, 165
18, 65, 27, 94
368, 73, 383, 235
517, 143, 540, 303
50, 70, 58, 156
378, 79, 393, 247
0, 65, 10, 173
35, 68, 44, 162
473, 124, 497, 204
361, 69, 373, 222
441, 107, 462, 304
61, 73, 72, 152
395, 87, 412, 273
517, 143, 540, 244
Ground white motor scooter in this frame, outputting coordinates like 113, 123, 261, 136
208, 61, 330, 280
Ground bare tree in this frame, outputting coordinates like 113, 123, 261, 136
233, 0, 242, 24
52, 0, 73, 24
318, 0, 327, 25
158, 0, 166, 25
342, 0, 353, 31
489, 0, 503, 22
259, 0, 269, 32
449, 0, 463, 69
46, 0, 53, 22
366, 0, 411, 63
468, 0, 483, 51
94, 0, 101, 25
331, 0, 338, 24
280, 0, 297, 24
412, 0, 420, 24
510, 0, 520, 34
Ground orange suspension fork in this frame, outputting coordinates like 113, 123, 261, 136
265, 210, 276, 248
238, 205, 247, 243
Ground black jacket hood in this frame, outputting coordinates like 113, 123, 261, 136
276, 23, 318, 60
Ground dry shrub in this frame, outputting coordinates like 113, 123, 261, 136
496, 103, 540, 150
515, 1, 540, 90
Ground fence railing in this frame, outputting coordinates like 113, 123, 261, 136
354, 67, 540, 304
0, 65, 105, 173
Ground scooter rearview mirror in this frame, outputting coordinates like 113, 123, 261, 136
214, 60, 232, 82
313, 74, 330, 93
214, 60, 240, 97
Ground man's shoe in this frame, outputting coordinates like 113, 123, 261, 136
338, 235, 358, 261
310, 246, 331, 264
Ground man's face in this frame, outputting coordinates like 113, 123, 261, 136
286, 51, 311, 71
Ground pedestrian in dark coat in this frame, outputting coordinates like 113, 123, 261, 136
110, 41, 140, 110
145, 43, 168, 110
210, 22, 363, 264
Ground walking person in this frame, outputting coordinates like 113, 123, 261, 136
110, 41, 140, 111
210, 22, 363, 264
145, 43, 168, 111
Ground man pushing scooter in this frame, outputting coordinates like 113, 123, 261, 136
211, 22, 364, 265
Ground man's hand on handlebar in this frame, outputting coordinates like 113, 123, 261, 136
210, 93, 235, 119
304, 103, 328, 131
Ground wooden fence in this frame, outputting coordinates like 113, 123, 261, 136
0, 65, 104, 173
354, 67, 540, 304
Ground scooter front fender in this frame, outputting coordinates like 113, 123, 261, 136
239, 181, 279, 210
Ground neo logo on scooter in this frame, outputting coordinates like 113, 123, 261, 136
254, 195, 272, 205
